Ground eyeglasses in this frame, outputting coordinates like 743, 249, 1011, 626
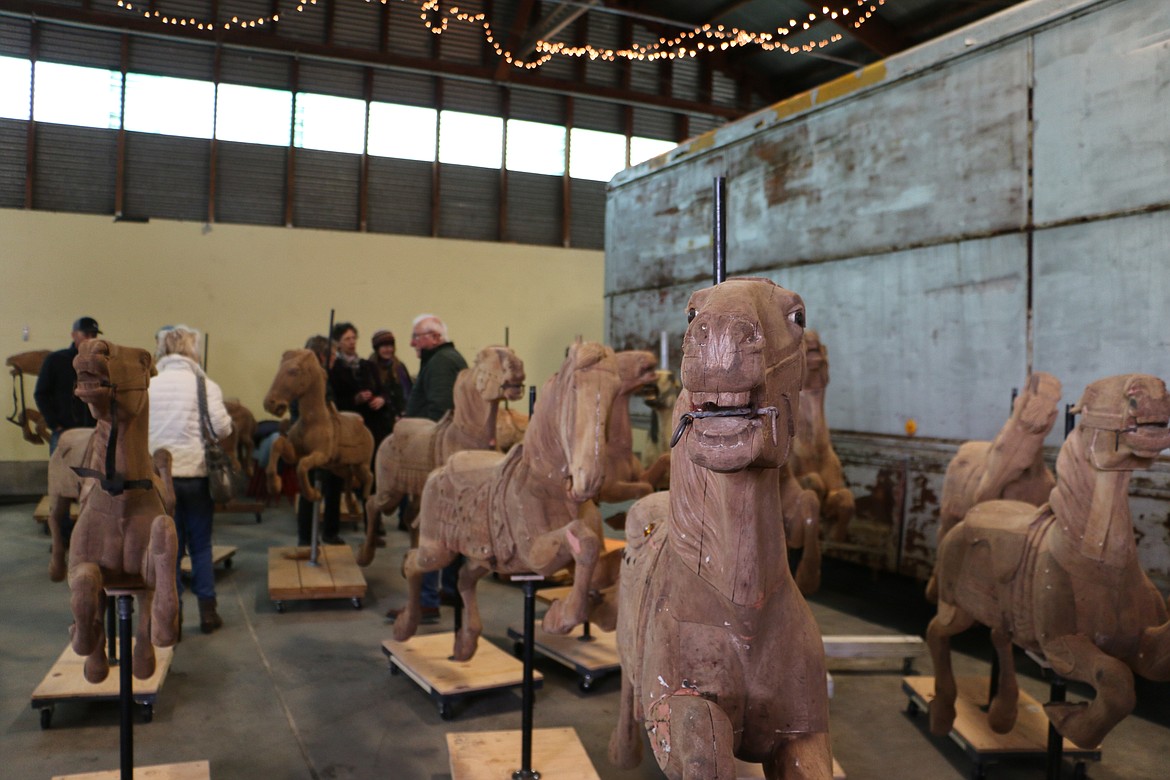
410, 330, 438, 340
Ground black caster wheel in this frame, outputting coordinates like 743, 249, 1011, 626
1073, 762, 1087, 779
224, 557, 233, 570
140, 702, 154, 723
389, 662, 400, 675
254, 513, 262, 524
40, 706, 53, 729
906, 698, 920, 717
351, 597, 362, 609
274, 601, 286, 613
578, 676, 595, 692
438, 702, 453, 720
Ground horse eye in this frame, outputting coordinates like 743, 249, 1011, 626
788, 309, 805, 328
687, 308, 697, 323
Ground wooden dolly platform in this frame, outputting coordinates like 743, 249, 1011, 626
219, 497, 266, 523
180, 544, 238, 574
903, 676, 1100, 780
32, 641, 174, 729
448, 728, 598, 780
823, 634, 927, 673
53, 759, 210, 780
382, 632, 543, 720
268, 545, 366, 612
506, 618, 619, 691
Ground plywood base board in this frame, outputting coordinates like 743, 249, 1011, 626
448, 728, 598, 780
267, 544, 366, 603
53, 759, 210, 779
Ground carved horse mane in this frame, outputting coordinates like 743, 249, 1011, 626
597, 350, 667, 504
63, 339, 178, 684
392, 339, 622, 661
262, 348, 374, 506
357, 344, 525, 565
928, 373, 1170, 749
610, 278, 833, 779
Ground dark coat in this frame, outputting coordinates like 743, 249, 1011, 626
405, 342, 468, 422
34, 344, 96, 432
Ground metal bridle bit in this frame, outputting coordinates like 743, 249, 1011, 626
669, 405, 781, 449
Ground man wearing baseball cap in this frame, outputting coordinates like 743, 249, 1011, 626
34, 316, 101, 453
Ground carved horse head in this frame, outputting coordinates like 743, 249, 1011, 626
471, 345, 526, 404
263, 349, 325, 418
1071, 374, 1170, 470
529, 340, 621, 504
615, 350, 659, 398
74, 339, 155, 423
675, 278, 807, 474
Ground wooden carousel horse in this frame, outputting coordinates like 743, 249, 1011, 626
928, 374, 1170, 749
6, 349, 52, 444
357, 345, 525, 566
610, 278, 832, 780
262, 349, 374, 508
926, 371, 1061, 601
393, 340, 623, 662
780, 460, 822, 595
598, 350, 670, 504
65, 340, 179, 683
223, 399, 258, 477
640, 368, 681, 490
495, 405, 529, 453
789, 329, 855, 543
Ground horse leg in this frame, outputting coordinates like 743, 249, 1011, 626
69, 561, 110, 683
824, 487, 854, 543
926, 602, 976, 736
530, 519, 601, 634
649, 694, 736, 780
763, 732, 833, 780
394, 542, 457, 642
791, 491, 821, 595
296, 452, 330, 502
358, 487, 402, 567
144, 515, 179, 648
132, 591, 157, 680
1041, 633, 1135, 748
986, 625, 1020, 733
452, 560, 490, 662
608, 672, 643, 769
266, 436, 293, 496
47, 494, 71, 582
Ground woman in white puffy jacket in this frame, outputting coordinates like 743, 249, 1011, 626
148, 325, 233, 635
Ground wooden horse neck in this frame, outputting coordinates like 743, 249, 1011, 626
296, 369, 331, 422
608, 392, 635, 450
451, 372, 499, 445
669, 461, 789, 605
1050, 430, 1137, 569
797, 386, 827, 443
92, 412, 156, 483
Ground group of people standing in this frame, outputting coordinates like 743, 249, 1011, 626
33, 312, 469, 639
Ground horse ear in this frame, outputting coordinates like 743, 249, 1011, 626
282, 350, 298, 362
139, 350, 157, 378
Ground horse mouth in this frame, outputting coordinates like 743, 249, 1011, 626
671, 390, 778, 448
501, 383, 524, 401
74, 368, 110, 400
1123, 419, 1170, 456
266, 401, 288, 418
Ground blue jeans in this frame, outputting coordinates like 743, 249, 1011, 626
421, 560, 461, 609
173, 477, 215, 600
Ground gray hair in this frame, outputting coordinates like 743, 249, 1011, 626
412, 313, 448, 341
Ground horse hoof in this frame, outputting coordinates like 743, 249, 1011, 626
987, 697, 1018, 734
453, 631, 479, 662
1044, 702, 1098, 748
133, 642, 157, 680
392, 615, 418, 642
542, 600, 574, 634
928, 699, 956, 737
83, 653, 110, 684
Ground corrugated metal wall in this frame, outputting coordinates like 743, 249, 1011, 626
0, 1, 725, 248
604, 0, 1170, 585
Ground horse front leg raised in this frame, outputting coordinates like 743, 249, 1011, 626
47, 495, 71, 582
926, 602, 976, 737
1040, 633, 1135, 748
452, 559, 491, 662
143, 514, 179, 649
69, 561, 109, 683
528, 518, 600, 634
395, 540, 458, 643
358, 485, 403, 566
266, 435, 296, 497
295, 452, 331, 503
132, 591, 158, 679
608, 673, 643, 769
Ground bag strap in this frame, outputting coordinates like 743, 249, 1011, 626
196, 373, 219, 448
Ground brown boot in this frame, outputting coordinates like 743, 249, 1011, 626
198, 598, 223, 634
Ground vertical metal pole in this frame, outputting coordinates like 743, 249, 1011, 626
1046, 676, 1067, 780
529, 386, 536, 416
309, 475, 321, 567
1064, 403, 1076, 439
713, 176, 727, 285
505, 326, 510, 347
659, 330, 669, 370
512, 579, 540, 780
117, 594, 134, 780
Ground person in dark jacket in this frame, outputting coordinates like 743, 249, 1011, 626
386, 314, 468, 624
34, 316, 100, 453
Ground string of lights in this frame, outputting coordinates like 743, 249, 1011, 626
112, 0, 888, 68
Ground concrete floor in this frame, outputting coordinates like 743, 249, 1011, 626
3, 498, 1168, 780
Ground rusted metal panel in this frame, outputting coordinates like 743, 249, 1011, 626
606, 41, 1030, 297
1033, 0, 1170, 225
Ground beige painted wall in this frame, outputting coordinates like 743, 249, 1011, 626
1, 208, 604, 464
